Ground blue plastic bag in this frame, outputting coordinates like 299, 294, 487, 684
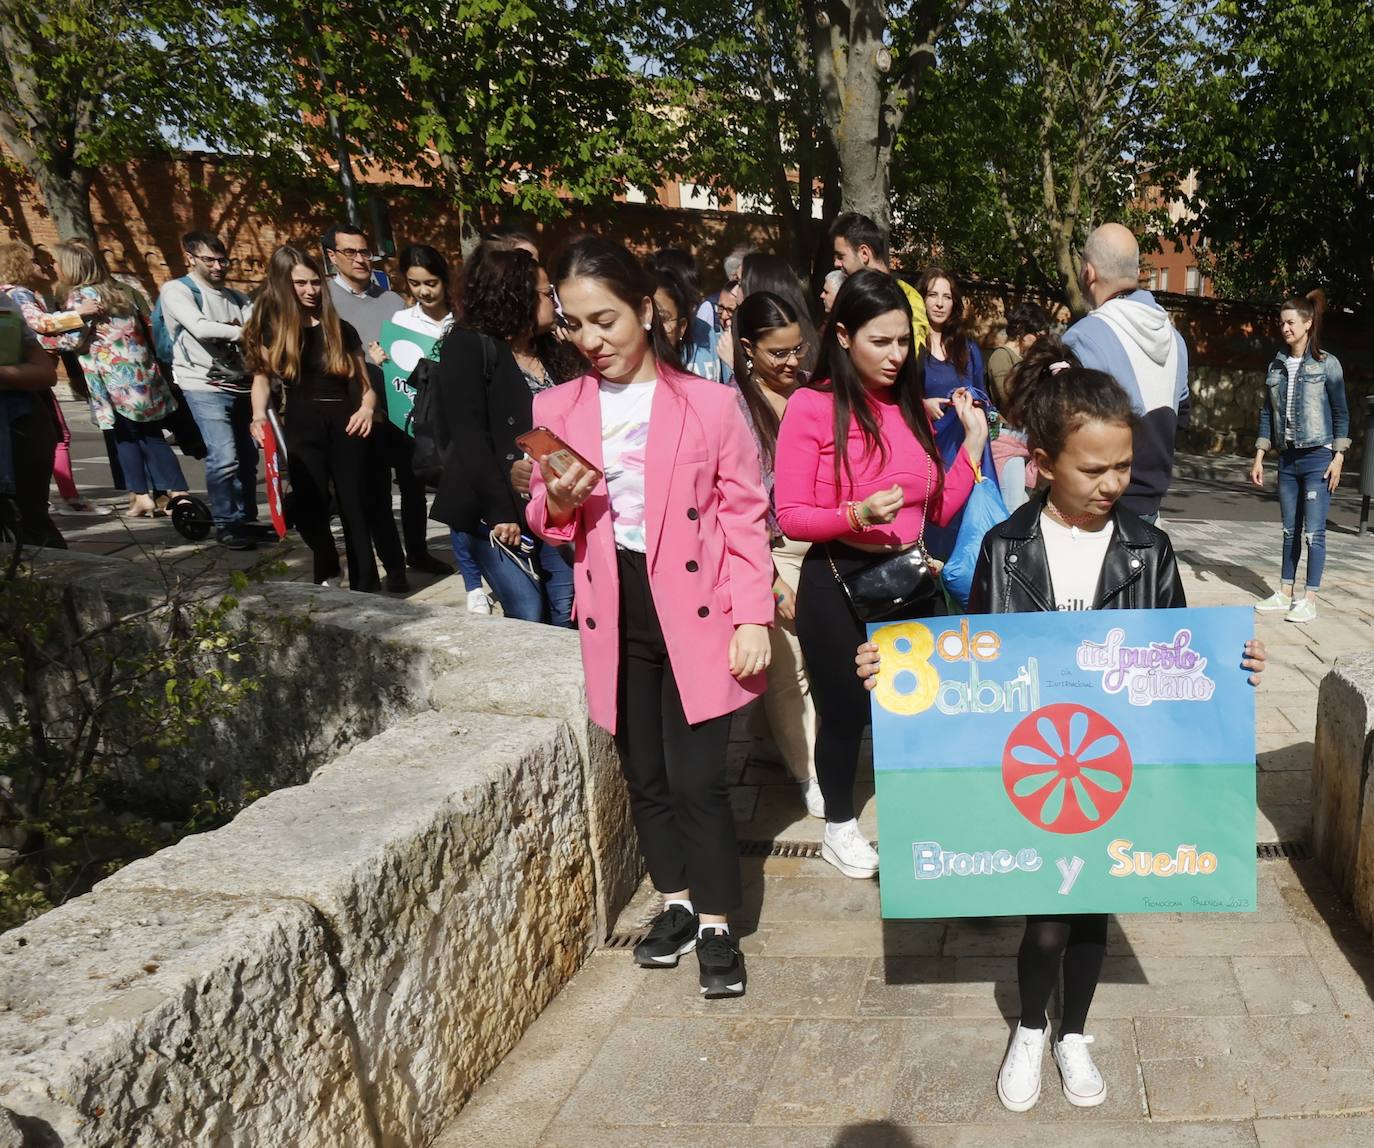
941, 476, 1009, 608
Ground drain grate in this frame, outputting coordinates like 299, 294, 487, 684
601, 930, 647, 950
738, 838, 822, 859
1258, 841, 1312, 861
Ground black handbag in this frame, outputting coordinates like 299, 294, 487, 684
827, 460, 943, 622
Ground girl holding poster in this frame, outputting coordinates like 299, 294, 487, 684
773, 271, 986, 880
856, 339, 1267, 1113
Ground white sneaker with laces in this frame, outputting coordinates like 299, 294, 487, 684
1053, 1033, 1106, 1107
821, 819, 878, 878
1286, 598, 1317, 624
466, 588, 493, 615
997, 1023, 1047, 1112
802, 778, 825, 820
1254, 590, 1293, 613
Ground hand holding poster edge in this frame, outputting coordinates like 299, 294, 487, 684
866, 606, 1257, 919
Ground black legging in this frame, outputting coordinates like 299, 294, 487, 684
285, 394, 389, 590
1018, 914, 1108, 1036
794, 542, 944, 824
614, 549, 741, 916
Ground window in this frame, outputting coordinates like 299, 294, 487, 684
1158, 267, 1169, 292
1185, 266, 1201, 296
679, 182, 719, 211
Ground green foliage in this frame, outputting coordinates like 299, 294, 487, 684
893, 0, 1200, 310
0, 553, 277, 930
1175, 0, 1374, 309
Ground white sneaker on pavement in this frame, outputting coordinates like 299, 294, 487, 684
821, 818, 878, 878
802, 778, 825, 820
1053, 1033, 1107, 1107
997, 1023, 1047, 1112
466, 588, 493, 615
1254, 590, 1293, 613
1286, 598, 1317, 624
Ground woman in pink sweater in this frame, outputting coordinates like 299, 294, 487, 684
774, 271, 987, 878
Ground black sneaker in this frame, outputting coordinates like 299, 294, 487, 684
237, 521, 279, 540
696, 928, 746, 998
632, 905, 698, 968
216, 528, 257, 551
384, 571, 410, 593
407, 553, 453, 576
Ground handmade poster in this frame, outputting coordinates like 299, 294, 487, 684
379, 318, 436, 434
869, 607, 1256, 918
262, 408, 289, 539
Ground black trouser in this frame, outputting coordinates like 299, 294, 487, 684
364, 427, 406, 575
1018, 914, 1108, 1036
8, 394, 64, 548
284, 395, 385, 590
379, 421, 430, 559
614, 549, 741, 916
795, 542, 944, 824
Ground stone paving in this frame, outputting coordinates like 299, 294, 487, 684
36, 403, 1374, 1145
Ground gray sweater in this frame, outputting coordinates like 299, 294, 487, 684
160, 275, 250, 394
327, 276, 403, 347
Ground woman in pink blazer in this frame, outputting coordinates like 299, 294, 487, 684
527, 237, 774, 1000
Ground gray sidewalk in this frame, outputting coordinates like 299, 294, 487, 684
439, 510, 1374, 1146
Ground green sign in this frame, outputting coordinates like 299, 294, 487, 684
869, 607, 1257, 917
380, 318, 438, 434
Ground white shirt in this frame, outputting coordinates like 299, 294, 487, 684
390, 304, 451, 340
599, 379, 656, 553
1040, 511, 1115, 612
1283, 354, 1301, 444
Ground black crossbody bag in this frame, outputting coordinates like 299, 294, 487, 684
826, 460, 943, 622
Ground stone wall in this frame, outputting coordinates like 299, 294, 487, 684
0, 556, 640, 1147
1312, 652, 1374, 933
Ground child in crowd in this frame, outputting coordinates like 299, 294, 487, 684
856, 338, 1267, 1112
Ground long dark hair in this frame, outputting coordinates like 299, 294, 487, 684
812, 270, 942, 499
461, 246, 540, 340
242, 245, 353, 383
740, 252, 818, 372
917, 266, 972, 376
398, 243, 453, 313
1281, 289, 1326, 361
1003, 336, 1137, 460
553, 236, 683, 371
732, 291, 798, 467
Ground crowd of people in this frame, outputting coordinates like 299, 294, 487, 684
1, 205, 1351, 1113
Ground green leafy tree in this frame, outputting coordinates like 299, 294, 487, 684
0, 3, 300, 246
1177, 0, 1374, 310
895, 0, 1201, 315
264, 0, 669, 246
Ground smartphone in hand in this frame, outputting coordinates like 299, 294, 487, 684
515, 427, 603, 485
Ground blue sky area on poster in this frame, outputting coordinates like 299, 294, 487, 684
871, 607, 1254, 770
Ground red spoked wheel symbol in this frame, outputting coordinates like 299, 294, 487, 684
1002, 703, 1133, 834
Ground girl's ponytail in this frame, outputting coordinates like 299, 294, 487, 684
1005, 334, 1136, 460
1280, 290, 1326, 361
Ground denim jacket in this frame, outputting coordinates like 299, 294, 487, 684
1256, 347, 1350, 452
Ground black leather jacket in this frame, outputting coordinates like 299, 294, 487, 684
969, 493, 1186, 614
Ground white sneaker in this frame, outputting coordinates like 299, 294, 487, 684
466, 588, 493, 615
1254, 590, 1293, 613
997, 1023, 1047, 1112
802, 778, 826, 820
50, 499, 112, 517
821, 819, 878, 878
1286, 598, 1317, 624
1053, 1033, 1106, 1107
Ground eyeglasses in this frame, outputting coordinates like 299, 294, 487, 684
760, 342, 811, 366
331, 247, 372, 260
192, 254, 229, 266
537, 286, 557, 300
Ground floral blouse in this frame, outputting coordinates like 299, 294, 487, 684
62, 285, 175, 430
0, 284, 87, 354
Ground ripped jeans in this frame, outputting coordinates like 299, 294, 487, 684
1277, 446, 1333, 590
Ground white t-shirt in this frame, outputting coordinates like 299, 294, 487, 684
391, 304, 451, 340
600, 379, 656, 552
1283, 354, 1301, 444
1040, 511, 1115, 612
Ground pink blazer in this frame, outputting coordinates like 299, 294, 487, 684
527, 365, 775, 734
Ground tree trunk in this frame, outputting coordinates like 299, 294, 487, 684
31, 166, 97, 247
833, 3, 891, 232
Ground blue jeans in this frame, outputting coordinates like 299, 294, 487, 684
181, 389, 259, 528
450, 529, 485, 592
111, 413, 187, 494
1277, 446, 1333, 590
452, 530, 574, 627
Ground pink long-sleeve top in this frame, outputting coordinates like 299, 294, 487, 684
774, 383, 975, 547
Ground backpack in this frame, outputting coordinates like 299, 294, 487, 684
410, 330, 494, 486
150, 277, 247, 365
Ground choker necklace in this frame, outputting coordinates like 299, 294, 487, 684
1045, 501, 1102, 528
